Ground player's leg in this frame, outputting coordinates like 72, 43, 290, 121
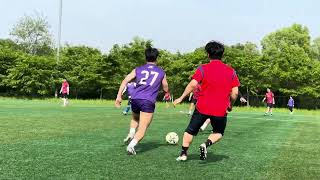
177, 108, 207, 161
199, 116, 227, 160
127, 100, 155, 155
127, 112, 153, 154
200, 118, 211, 131
123, 112, 139, 144
269, 104, 273, 115
123, 99, 132, 115
265, 105, 270, 115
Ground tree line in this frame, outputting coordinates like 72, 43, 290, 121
1, 15, 320, 108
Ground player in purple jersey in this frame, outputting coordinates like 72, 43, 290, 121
115, 48, 169, 155
122, 82, 136, 115
287, 96, 294, 114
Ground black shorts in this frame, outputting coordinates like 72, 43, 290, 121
185, 108, 227, 136
191, 98, 197, 105
61, 93, 68, 98
267, 103, 273, 108
288, 106, 293, 112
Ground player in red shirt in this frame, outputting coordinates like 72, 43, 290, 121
173, 41, 240, 161
262, 88, 275, 116
59, 79, 69, 107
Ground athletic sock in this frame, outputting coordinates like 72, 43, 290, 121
180, 146, 189, 156
205, 139, 213, 148
129, 128, 136, 137
128, 138, 138, 148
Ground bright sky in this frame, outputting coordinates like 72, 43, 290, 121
0, 0, 319, 52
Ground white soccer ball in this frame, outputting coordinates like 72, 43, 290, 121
166, 132, 179, 144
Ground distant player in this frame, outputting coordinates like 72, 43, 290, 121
59, 79, 69, 107
200, 91, 247, 131
173, 41, 240, 161
122, 82, 136, 115
188, 84, 201, 115
287, 96, 294, 114
262, 88, 275, 116
115, 48, 170, 155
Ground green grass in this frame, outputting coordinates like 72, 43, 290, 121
0, 98, 319, 179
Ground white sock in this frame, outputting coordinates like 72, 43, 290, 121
128, 138, 138, 148
129, 128, 136, 137
201, 123, 208, 130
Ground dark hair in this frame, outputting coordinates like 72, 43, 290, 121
145, 48, 159, 62
205, 41, 224, 60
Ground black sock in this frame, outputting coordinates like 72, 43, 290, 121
205, 139, 213, 148
180, 146, 189, 156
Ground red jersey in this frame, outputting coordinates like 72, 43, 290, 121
192, 84, 201, 100
265, 92, 274, 104
61, 81, 69, 94
192, 60, 240, 117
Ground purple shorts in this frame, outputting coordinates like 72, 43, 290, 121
131, 99, 155, 113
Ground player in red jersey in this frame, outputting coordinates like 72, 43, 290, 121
262, 88, 275, 116
59, 79, 69, 107
174, 41, 240, 161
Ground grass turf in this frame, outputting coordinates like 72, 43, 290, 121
0, 98, 319, 179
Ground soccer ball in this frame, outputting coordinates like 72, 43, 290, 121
166, 132, 179, 144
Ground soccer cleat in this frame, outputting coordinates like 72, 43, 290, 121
199, 143, 207, 160
122, 111, 128, 115
126, 146, 136, 155
176, 155, 187, 161
123, 136, 133, 145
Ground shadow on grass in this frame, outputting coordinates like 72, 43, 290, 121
188, 153, 229, 164
136, 142, 166, 154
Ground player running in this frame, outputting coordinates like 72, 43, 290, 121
122, 82, 136, 115
287, 96, 294, 114
174, 41, 240, 161
115, 47, 170, 155
59, 79, 69, 107
262, 88, 275, 116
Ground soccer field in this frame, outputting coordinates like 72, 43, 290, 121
0, 98, 319, 179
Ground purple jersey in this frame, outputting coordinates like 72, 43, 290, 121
131, 64, 165, 103
126, 82, 136, 97
288, 98, 294, 107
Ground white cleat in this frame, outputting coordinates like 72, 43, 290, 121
126, 146, 136, 155
176, 155, 187, 161
199, 143, 207, 160
123, 136, 133, 145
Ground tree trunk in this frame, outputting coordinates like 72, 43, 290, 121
246, 85, 250, 107
100, 88, 103, 100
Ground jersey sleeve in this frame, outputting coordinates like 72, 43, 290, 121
231, 71, 240, 88
191, 67, 203, 83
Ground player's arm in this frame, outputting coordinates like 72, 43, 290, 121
272, 96, 275, 104
230, 87, 239, 105
67, 86, 69, 95
115, 69, 136, 108
162, 74, 171, 100
262, 96, 266, 102
122, 86, 127, 95
293, 100, 294, 107
173, 79, 198, 106
59, 86, 63, 94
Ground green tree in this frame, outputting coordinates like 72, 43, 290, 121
10, 13, 54, 55
261, 24, 315, 96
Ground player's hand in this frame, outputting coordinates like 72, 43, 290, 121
115, 97, 122, 108
173, 97, 183, 107
164, 92, 171, 101
240, 97, 247, 103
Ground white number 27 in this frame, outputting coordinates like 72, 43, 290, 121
139, 70, 159, 86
